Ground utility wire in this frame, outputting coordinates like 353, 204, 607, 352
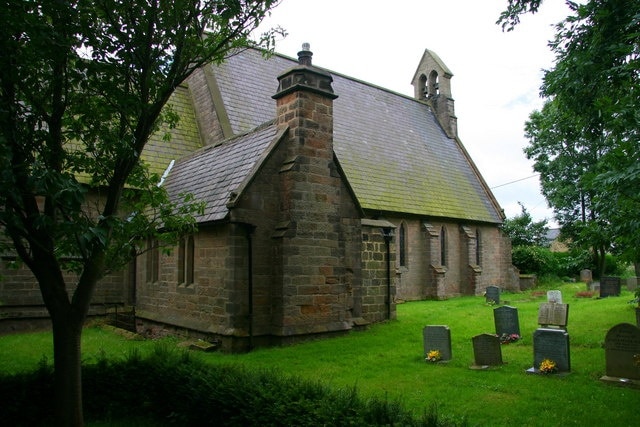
491, 174, 540, 189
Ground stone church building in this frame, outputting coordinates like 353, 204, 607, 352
0, 46, 517, 351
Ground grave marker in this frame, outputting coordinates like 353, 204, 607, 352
547, 290, 562, 304
527, 328, 571, 374
471, 333, 503, 369
600, 276, 621, 298
423, 325, 452, 361
485, 286, 500, 304
538, 302, 569, 329
580, 268, 592, 283
493, 306, 520, 337
600, 323, 640, 387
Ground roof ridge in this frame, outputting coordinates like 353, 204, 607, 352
253, 46, 425, 106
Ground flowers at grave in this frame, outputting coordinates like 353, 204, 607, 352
425, 350, 441, 362
539, 358, 557, 374
498, 333, 520, 344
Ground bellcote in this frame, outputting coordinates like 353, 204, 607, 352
411, 49, 457, 138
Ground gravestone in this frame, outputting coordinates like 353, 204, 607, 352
547, 290, 562, 304
580, 269, 592, 284
600, 323, 640, 386
538, 302, 569, 329
627, 277, 638, 292
423, 325, 452, 361
485, 286, 500, 304
493, 306, 520, 337
471, 333, 503, 369
527, 328, 570, 374
600, 276, 621, 297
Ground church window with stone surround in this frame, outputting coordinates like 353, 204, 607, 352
399, 223, 407, 267
146, 237, 159, 283
475, 229, 482, 266
440, 226, 447, 266
178, 235, 195, 286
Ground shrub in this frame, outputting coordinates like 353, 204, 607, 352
600, 253, 626, 277
512, 245, 556, 275
512, 247, 627, 280
1, 345, 464, 427
552, 250, 591, 278
0, 356, 53, 425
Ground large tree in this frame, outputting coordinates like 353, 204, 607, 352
524, 97, 612, 274
0, 1, 281, 425
499, 0, 640, 275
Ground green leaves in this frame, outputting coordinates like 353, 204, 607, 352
496, 0, 544, 32
1, 2, 282, 424
506, 0, 640, 269
501, 202, 549, 247
1, 0, 280, 270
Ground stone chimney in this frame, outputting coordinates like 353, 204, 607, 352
272, 42, 339, 222
273, 43, 337, 104
411, 49, 457, 138
271, 45, 355, 337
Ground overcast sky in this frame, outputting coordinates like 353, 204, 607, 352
256, 0, 573, 225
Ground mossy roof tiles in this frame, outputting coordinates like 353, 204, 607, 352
142, 85, 203, 177
162, 123, 280, 223
210, 49, 503, 224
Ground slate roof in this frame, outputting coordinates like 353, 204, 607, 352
208, 48, 503, 224
162, 123, 282, 223
142, 85, 203, 177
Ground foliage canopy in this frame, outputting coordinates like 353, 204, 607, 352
0, 1, 282, 425
501, 202, 549, 247
499, 0, 640, 274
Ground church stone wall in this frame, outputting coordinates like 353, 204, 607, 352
0, 258, 127, 333
391, 219, 516, 302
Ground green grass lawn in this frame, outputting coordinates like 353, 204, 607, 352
2, 281, 639, 426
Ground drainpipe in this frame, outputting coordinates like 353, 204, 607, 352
242, 224, 256, 350
381, 227, 394, 320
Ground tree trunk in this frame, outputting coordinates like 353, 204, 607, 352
51, 313, 85, 427
594, 245, 606, 278
33, 245, 104, 426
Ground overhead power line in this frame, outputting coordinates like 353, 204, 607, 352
491, 174, 540, 189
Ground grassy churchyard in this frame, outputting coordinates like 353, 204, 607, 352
1, 280, 639, 426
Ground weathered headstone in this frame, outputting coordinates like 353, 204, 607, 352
600, 276, 621, 298
471, 333, 503, 369
527, 328, 571, 374
519, 274, 536, 290
423, 325, 452, 361
547, 290, 562, 304
494, 306, 520, 337
600, 323, 640, 386
485, 285, 500, 304
538, 302, 569, 329
580, 269, 592, 284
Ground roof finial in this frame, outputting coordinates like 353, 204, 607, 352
298, 43, 312, 66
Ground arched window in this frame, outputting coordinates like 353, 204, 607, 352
475, 229, 481, 266
399, 223, 407, 267
178, 235, 195, 286
440, 226, 447, 266
146, 237, 159, 283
